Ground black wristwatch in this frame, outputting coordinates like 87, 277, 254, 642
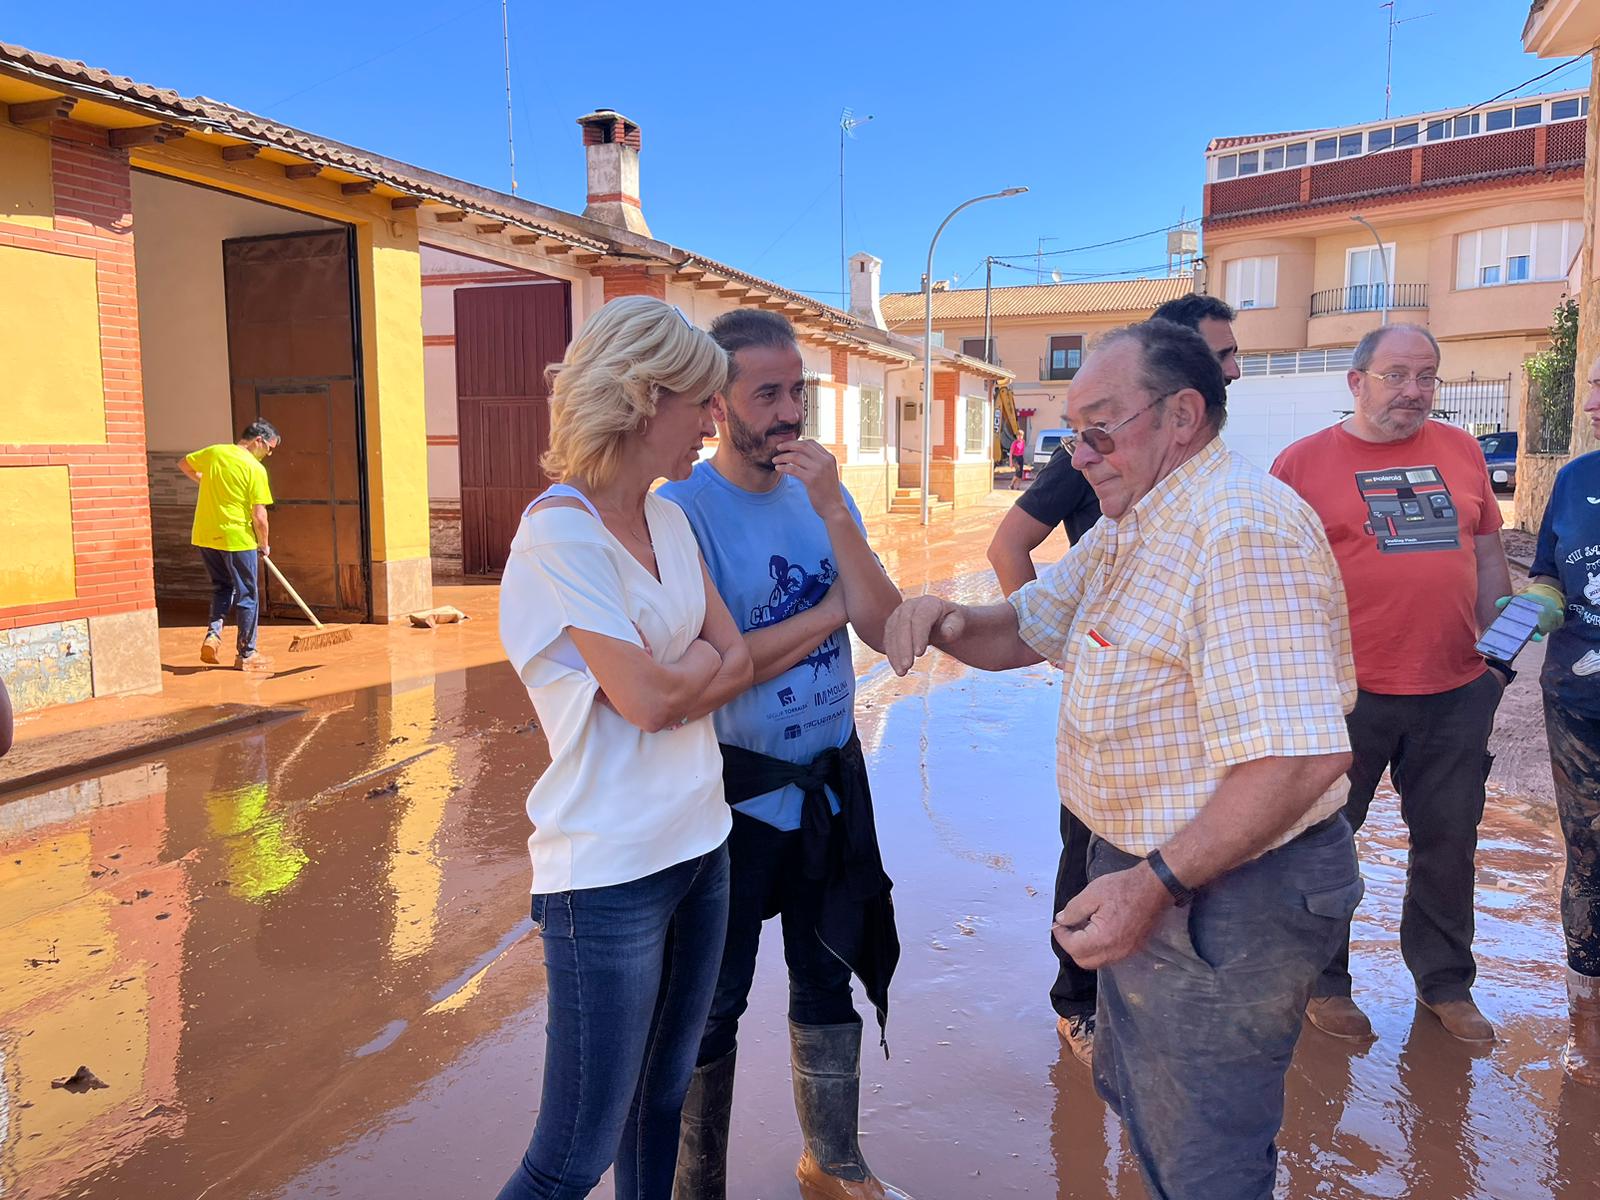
1146, 849, 1195, 908
1483, 657, 1517, 687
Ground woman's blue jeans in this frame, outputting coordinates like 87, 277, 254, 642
494, 843, 730, 1200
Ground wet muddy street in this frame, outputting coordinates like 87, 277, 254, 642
3, 500, 1596, 1199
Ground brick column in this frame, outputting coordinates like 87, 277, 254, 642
0, 131, 160, 704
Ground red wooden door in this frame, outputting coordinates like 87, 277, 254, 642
224, 229, 369, 621
455, 282, 571, 575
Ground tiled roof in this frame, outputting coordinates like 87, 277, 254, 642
0, 41, 1012, 381
881, 275, 1196, 324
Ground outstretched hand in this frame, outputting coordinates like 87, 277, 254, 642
883, 595, 966, 676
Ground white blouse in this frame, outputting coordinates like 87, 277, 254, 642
499, 490, 730, 893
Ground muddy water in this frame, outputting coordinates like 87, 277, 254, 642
3, 555, 1597, 1198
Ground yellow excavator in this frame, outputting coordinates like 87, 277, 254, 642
994, 382, 1022, 465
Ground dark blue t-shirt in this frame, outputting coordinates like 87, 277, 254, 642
1531, 448, 1600, 718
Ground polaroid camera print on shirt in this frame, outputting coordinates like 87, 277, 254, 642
750, 554, 843, 679
1354, 466, 1461, 554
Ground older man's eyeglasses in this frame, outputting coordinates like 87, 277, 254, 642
1362, 369, 1441, 392
1061, 392, 1175, 457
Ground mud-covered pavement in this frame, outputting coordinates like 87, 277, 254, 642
3, 498, 1596, 1199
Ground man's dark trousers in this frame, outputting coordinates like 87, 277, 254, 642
1314, 671, 1502, 1004
1050, 805, 1097, 1020
697, 810, 859, 1064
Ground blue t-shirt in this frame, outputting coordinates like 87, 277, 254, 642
1531, 448, 1600, 719
660, 462, 861, 830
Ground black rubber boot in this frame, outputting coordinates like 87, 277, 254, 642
789, 1021, 912, 1200
672, 1049, 737, 1200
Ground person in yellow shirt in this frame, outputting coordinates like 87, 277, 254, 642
181, 420, 279, 669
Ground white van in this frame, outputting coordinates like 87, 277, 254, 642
1032, 428, 1070, 468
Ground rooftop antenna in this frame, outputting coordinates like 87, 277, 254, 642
501, 0, 518, 194
1035, 236, 1058, 284
840, 108, 874, 306
1381, 2, 1433, 119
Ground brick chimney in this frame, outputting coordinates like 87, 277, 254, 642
848, 252, 885, 328
577, 109, 650, 237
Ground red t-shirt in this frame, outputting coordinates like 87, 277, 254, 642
1271, 420, 1501, 695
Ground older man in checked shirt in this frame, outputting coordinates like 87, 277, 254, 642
885, 319, 1361, 1200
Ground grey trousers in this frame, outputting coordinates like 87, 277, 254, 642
1091, 815, 1362, 1200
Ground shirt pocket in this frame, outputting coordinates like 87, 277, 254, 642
1063, 644, 1139, 744
1063, 633, 1186, 744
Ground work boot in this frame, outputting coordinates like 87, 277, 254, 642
1306, 995, 1376, 1041
1419, 995, 1496, 1042
790, 1021, 913, 1200
235, 652, 275, 672
1563, 968, 1600, 1085
1056, 1013, 1095, 1067
673, 1049, 737, 1200
200, 633, 221, 664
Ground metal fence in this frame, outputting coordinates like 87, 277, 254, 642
1529, 375, 1574, 454
1309, 283, 1429, 317
1433, 375, 1511, 435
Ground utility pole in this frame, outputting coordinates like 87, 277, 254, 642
839, 109, 874, 306
981, 257, 995, 365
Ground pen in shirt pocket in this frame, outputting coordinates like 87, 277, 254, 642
1083, 627, 1114, 649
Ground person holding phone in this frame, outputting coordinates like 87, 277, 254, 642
1509, 353, 1600, 1085
495, 296, 753, 1200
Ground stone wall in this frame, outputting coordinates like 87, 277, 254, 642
0, 619, 92, 712
429, 504, 463, 577
1517, 452, 1569, 534
928, 461, 995, 508
840, 463, 893, 516
147, 450, 212, 603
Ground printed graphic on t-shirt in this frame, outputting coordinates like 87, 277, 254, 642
1560, 544, 1600, 623
748, 554, 844, 680
1354, 466, 1461, 554
1574, 649, 1600, 677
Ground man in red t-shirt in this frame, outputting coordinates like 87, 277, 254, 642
1272, 324, 1511, 1045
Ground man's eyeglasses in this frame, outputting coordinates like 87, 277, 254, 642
1361, 370, 1442, 392
1061, 392, 1175, 457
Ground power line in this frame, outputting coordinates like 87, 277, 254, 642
990, 221, 1189, 264
263, 2, 500, 112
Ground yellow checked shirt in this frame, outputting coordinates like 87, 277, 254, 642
1010, 438, 1356, 856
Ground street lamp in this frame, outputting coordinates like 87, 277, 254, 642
1350, 214, 1390, 326
921, 187, 1028, 525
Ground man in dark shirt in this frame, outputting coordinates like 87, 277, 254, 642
985, 293, 1240, 1067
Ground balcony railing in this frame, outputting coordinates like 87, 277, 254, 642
1206, 123, 1585, 223
1309, 282, 1428, 317
1039, 358, 1078, 382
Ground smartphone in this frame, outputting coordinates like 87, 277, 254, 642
1475, 594, 1545, 665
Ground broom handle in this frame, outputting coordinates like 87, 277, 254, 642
261, 555, 326, 630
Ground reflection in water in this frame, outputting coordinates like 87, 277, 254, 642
205, 776, 309, 901
5, 510, 1600, 1198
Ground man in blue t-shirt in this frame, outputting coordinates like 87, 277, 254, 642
1524, 430, 1600, 1084
661, 309, 912, 1200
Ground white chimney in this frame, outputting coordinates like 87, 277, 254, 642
576, 109, 650, 236
848, 252, 884, 328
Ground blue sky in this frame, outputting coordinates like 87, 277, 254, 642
5, 2, 1585, 304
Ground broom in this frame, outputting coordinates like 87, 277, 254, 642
262, 556, 354, 652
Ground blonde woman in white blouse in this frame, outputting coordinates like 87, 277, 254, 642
495, 297, 753, 1200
